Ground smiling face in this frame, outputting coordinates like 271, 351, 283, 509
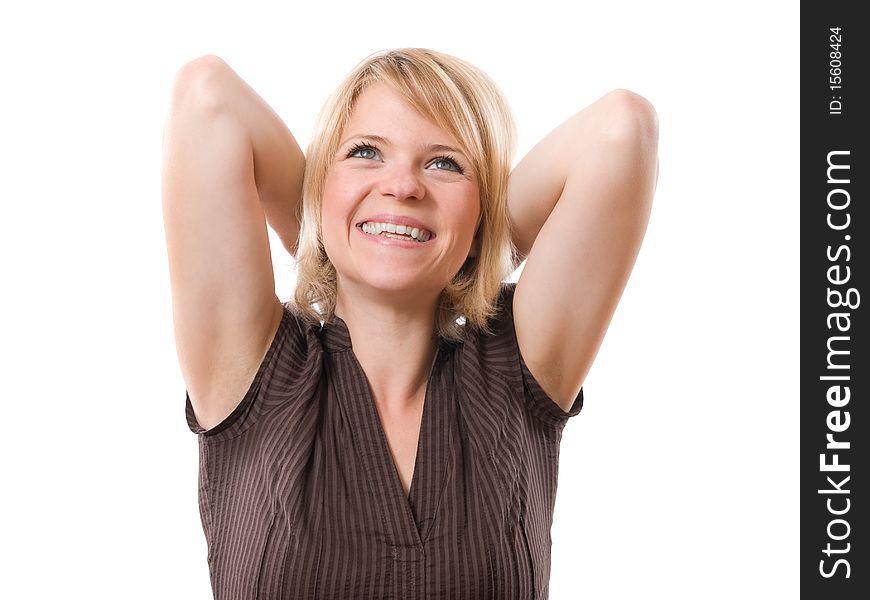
320, 83, 482, 300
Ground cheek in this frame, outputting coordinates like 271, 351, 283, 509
319, 192, 354, 253
320, 183, 347, 225
461, 193, 482, 235
321, 174, 359, 216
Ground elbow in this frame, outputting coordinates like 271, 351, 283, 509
597, 89, 659, 150
585, 90, 659, 210
169, 55, 232, 115
599, 90, 659, 200
176, 54, 227, 73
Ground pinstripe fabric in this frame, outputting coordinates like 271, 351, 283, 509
185, 283, 583, 599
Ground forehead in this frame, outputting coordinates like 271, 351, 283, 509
344, 83, 461, 147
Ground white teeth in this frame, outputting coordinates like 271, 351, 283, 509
361, 221, 431, 242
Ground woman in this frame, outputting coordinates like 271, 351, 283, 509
163, 49, 657, 599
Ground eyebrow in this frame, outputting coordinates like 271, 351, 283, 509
339, 134, 466, 157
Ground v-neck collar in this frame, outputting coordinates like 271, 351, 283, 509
317, 312, 455, 549
317, 313, 353, 353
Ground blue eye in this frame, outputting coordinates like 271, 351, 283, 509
347, 143, 379, 160
431, 156, 465, 174
345, 143, 465, 175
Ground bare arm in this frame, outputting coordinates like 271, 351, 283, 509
161, 55, 302, 431
509, 90, 659, 411
188, 56, 305, 256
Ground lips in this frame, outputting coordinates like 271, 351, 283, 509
356, 222, 434, 246
355, 214, 436, 239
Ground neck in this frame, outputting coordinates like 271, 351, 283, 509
333, 279, 441, 415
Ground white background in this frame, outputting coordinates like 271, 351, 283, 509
1, 1, 798, 597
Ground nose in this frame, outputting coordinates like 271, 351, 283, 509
376, 161, 426, 202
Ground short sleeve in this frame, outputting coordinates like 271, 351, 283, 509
468, 282, 584, 430
184, 303, 313, 442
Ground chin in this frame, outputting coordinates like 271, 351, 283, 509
366, 274, 432, 293
343, 269, 441, 296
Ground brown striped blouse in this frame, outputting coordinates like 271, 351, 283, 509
185, 282, 583, 599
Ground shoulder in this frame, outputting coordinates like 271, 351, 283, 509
185, 300, 323, 439
459, 282, 583, 428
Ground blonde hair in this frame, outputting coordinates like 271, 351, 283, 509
292, 48, 518, 342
